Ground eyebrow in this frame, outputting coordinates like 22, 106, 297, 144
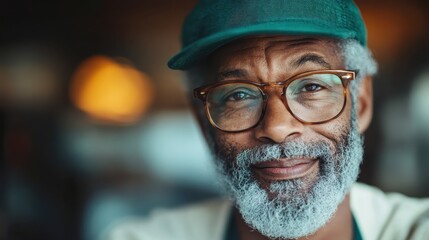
216, 69, 249, 81
292, 53, 331, 69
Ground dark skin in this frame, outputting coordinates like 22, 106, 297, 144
191, 35, 373, 240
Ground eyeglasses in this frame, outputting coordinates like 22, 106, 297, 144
194, 69, 356, 133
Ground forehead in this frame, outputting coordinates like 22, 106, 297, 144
205, 35, 344, 82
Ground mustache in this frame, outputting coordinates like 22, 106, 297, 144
236, 140, 333, 166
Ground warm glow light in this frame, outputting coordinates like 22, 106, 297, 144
70, 56, 154, 124
361, 3, 425, 63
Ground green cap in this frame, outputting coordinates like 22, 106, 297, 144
168, 0, 366, 70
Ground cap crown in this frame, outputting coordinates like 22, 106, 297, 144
168, 0, 366, 70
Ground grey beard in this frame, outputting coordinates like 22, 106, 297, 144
214, 120, 363, 239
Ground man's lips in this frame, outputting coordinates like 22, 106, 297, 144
251, 158, 319, 181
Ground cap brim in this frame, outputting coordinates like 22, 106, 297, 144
168, 21, 357, 70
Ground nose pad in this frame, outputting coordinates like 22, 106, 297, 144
254, 94, 304, 143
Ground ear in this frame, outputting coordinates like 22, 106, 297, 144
356, 76, 373, 133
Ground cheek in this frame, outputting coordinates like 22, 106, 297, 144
310, 102, 353, 144
214, 133, 242, 155
211, 131, 254, 164
192, 103, 246, 160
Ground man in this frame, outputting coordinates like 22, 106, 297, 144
106, 0, 429, 239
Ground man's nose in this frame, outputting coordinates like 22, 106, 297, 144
254, 95, 304, 143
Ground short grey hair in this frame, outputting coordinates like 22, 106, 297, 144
339, 39, 377, 102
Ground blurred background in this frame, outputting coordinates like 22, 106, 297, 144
1, 0, 429, 239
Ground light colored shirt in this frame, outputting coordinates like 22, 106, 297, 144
103, 183, 429, 240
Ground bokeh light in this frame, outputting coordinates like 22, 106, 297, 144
70, 56, 154, 124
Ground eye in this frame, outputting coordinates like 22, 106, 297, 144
302, 83, 323, 92
227, 91, 253, 101
288, 78, 328, 95
207, 83, 262, 106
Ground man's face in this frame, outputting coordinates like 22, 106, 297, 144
192, 36, 366, 238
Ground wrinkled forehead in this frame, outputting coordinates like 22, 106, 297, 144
202, 35, 344, 81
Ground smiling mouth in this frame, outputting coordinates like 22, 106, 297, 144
251, 158, 319, 181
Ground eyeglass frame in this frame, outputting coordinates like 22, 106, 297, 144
193, 69, 357, 133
